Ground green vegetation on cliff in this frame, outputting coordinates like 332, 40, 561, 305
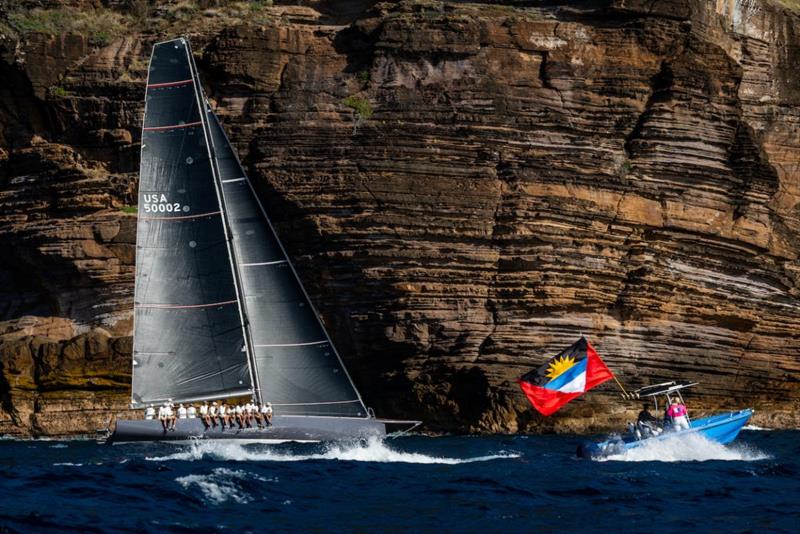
8, 7, 129, 46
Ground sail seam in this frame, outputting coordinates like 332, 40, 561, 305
254, 340, 328, 348
137, 299, 237, 309
143, 120, 202, 131
141, 210, 221, 221
240, 260, 288, 267
147, 78, 194, 88
270, 400, 362, 406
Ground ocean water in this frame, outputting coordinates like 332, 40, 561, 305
0, 430, 798, 533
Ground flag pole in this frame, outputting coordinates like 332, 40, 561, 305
612, 374, 631, 398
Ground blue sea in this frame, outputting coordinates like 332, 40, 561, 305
0, 429, 798, 533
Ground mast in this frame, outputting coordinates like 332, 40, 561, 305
183, 39, 262, 405
186, 46, 263, 406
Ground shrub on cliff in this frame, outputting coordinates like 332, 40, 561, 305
8, 7, 129, 47
343, 96, 373, 121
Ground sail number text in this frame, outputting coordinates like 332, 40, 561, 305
142, 193, 186, 214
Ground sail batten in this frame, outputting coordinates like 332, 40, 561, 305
131, 38, 252, 407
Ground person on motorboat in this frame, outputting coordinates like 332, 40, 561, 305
636, 403, 663, 438
665, 398, 690, 430
144, 404, 155, 420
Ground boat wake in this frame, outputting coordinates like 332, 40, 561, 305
176, 468, 276, 504
148, 437, 520, 465
600, 433, 771, 463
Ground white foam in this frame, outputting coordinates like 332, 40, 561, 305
53, 462, 83, 467
176, 468, 273, 505
148, 437, 520, 465
743, 424, 773, 431
601, 433, 771, 462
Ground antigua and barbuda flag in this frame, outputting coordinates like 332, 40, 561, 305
517, 337, 613, 416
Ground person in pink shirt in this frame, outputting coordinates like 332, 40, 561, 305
665, 398, 690, 430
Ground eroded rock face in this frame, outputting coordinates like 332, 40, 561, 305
0, 0, 799, 436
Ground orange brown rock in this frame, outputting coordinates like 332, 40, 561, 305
1, 0, 798, 436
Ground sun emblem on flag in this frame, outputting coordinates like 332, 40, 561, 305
546, 355, 576, 380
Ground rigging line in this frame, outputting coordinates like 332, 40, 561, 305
143, 120, 203, 132
222, 177, 246, 183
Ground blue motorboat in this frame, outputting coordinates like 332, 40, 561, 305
577, 381, 753, 459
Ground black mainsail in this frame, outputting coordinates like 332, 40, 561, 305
131, 39, 252, 406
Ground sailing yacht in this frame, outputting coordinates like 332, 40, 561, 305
105, 37, 417, 443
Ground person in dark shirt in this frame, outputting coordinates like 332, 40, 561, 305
636, 403, 662, 437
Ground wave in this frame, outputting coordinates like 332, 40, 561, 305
176, 468, 273, 505
148, 437, 520, 465
600, 433, 771, 462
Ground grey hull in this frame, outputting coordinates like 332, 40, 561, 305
107, 415, 387, 444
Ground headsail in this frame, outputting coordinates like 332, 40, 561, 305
131, 38, 252, 406
203, 105, 368, 418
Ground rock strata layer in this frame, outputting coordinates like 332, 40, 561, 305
1, 0, 799, 436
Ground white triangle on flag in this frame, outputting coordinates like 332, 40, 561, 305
557, 370, 586, 393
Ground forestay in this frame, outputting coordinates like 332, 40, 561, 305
131, 38, 252, 406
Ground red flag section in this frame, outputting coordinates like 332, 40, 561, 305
517, 337, 614, 416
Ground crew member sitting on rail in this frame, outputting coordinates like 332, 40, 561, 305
145, 404, 155, 421
234, 403, 244, 429
158, 403, 168, 431
200, 401, 210, 428
261, 402, 273, 427
636, 403, 663, 438
208, 401, 218, 428
187, 404, 197, 419
167, 402, 177, 431
244, 401, 256, 428
665, 398, 690, 431
219, 402, 229, 429
178, 403, 187, 420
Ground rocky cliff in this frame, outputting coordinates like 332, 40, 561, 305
1, 0, 799, 437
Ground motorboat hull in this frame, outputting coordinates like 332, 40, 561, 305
105, 415, 391, 444
577, 408, 753, 459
